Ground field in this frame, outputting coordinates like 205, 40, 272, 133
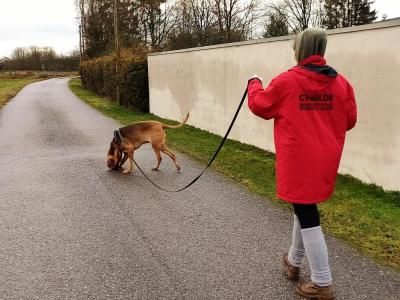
0, 77, 40, 108
0, 71, 78, 108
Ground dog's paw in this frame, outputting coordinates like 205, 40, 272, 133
123, 169, 131, 174
176, 165, 181, 173
151, 167, 159, 171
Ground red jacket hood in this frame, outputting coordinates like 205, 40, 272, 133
298, 55, 327, 66
290, 55, 338, 82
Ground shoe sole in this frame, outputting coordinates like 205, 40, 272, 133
296, 286, 335, 300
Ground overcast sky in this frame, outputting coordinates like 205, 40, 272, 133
0, 0, 399, 58
0, 0, 78, 58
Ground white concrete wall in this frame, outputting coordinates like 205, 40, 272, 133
148, 19, 400, 191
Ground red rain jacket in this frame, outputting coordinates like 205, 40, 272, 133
248, 55, 357, 204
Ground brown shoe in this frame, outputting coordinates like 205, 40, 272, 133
283, 253, 300, 281
296, 281, 335, 300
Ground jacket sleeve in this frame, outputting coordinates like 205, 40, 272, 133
247, 78, 281, 120
346, 83, 357, 131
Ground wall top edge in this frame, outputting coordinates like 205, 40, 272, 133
148, 18, 400, 57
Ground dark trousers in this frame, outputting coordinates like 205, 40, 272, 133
292, 204, 320, 229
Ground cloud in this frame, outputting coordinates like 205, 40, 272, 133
372, 0, 400, 19
0, 0, 78, 57
1, 25, 77, 40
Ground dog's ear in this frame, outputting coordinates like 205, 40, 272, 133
108, 140, 116, 155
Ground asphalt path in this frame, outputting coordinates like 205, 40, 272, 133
0, 78, 399, 299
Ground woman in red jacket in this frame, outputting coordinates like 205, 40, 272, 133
248, 28, 357, 300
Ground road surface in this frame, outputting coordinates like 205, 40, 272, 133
0, 78, 399, 299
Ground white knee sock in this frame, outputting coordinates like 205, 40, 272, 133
301, 226, 333, 287
288, 214, 305, 267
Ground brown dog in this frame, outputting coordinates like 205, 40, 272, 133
107, 113, 189, 174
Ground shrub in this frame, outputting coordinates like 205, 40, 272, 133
80, 48, 149, 112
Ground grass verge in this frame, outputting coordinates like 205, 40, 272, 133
69, 78, 400, 271
0, 78, 41, 108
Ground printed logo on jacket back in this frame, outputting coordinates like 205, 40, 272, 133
299, 94, 333, 110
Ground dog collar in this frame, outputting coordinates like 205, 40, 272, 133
114, 128, 124, 145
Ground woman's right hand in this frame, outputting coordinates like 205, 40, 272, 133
248, 74, 263, 83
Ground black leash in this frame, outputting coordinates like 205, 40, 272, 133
116, 87, 248, 192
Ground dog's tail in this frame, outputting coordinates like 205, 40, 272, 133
162, 113, 190, 129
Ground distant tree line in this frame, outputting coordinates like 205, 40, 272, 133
0, 47, 80, 72
77, 0, 258, 57
76, 0, 378, 58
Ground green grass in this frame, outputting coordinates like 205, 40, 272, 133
0, 78, 41, 108
69, 78, 400, 271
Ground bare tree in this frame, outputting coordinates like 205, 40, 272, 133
213, 0, 258, 42
167, 0, 220, 49
138, 0, 177, 50
74, 0, 263, 54
268, 0, 325, 33
189, 0, 218, 44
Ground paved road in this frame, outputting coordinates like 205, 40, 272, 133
0, 78, 399, 299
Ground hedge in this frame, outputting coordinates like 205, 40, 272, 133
80, 48, 149, 112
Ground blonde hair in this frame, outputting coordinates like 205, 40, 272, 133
293, 28, 327, 63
